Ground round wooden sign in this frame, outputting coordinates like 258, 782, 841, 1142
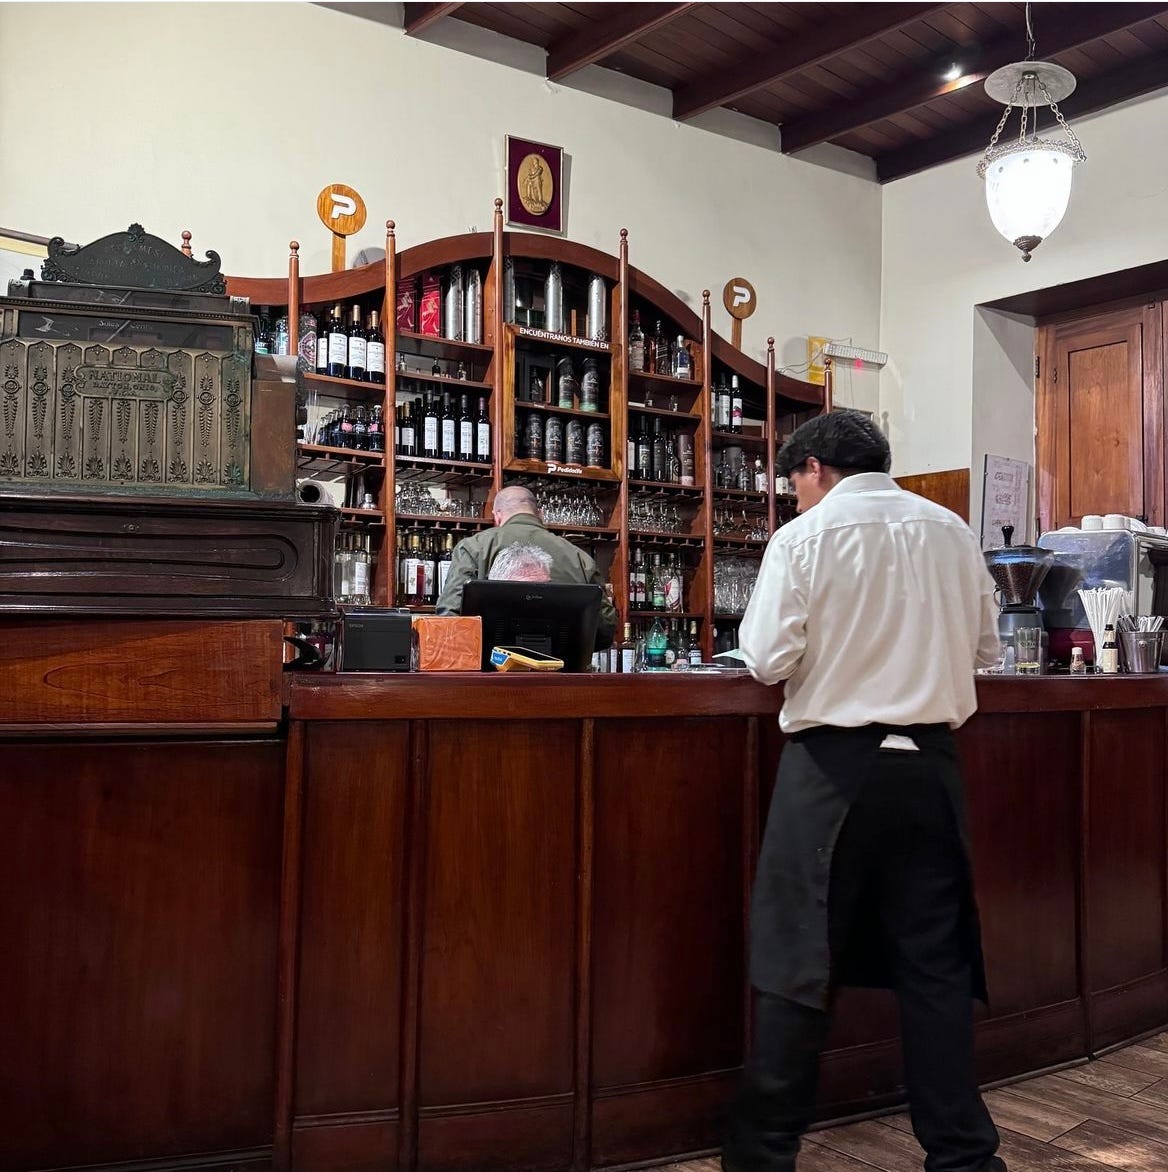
723, 277, 757, 320
316, 184, 367, 236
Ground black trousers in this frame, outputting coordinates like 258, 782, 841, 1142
724, 750, 1000, 1172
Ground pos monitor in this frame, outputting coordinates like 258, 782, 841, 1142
460, 581, 603, 672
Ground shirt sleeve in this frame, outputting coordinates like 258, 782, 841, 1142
738, 536, 809, 686
434, 541, 481, 615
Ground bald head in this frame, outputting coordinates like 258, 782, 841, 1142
492, 485, 539, 526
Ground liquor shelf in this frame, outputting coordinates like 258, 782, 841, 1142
397, 328, 494, 363
296, 442, 386, 474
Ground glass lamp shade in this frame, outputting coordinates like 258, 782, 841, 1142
983, 144, 1076, 261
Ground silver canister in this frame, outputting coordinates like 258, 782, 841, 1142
544, 415, 564, 463
443, 265, 465, 341
586, 274, 608, 341
565, 419, 584, 465
463, 267, 482, 344
502, 257, 516, 325
544, 262, 564, 334
585, 421, 606, 468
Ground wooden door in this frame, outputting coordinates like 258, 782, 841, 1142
1037, 303, 1163, 529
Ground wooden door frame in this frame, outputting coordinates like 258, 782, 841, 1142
1036, 302, 1164, 532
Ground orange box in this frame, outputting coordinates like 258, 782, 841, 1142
411, 614, 482, 671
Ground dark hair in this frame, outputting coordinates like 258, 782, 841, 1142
776, 410, 890, 478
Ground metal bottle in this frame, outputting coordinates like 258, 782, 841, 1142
580, 358, 601, 412
586, 274, 608, 342
544, 262, 564, 334
443, 264, 465, 341
585, 421, 606, 468
463, 267, 482, 344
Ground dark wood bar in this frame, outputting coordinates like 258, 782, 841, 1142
4, 631, 1167, 1172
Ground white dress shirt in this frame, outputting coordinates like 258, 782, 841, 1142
739, 473, 1000, 734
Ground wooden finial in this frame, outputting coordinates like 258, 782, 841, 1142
290, 240, 300, 255
494, 197, 503, 211
386, 219, 395, 234
702, 289, 711, 304
620, 228, 628, 240
767, 336, 775, 348
180, 230, 192, 257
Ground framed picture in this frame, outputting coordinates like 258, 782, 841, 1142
506, 136, 563, 234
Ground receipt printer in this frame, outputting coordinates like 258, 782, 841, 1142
336, 608, 413, 672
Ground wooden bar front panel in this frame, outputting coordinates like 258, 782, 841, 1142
0, 738, 284, 1171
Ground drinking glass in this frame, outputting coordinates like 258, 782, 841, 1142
1014, 627, 1041, 675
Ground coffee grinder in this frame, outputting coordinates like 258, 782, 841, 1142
984, 525, 1054, 659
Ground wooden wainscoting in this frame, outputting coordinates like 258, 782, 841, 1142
895, 468, 971, 521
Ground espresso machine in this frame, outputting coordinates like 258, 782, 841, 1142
984, 525, 1054, 658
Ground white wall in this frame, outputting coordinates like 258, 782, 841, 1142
0, 1, 882, 410
881, 89, 1168, 490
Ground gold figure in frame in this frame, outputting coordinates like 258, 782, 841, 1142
518, 154, 553, 216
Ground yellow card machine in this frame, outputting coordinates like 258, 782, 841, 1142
489, 645, 565, 673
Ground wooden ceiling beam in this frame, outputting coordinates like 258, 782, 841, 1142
403, 2, 463, 36
547, 3, 696, 82
782, 2, 1168, 154
671, 2, 951, 122
877, 50, 1168, 182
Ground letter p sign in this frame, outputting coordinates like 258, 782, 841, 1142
316, 183, 367, 238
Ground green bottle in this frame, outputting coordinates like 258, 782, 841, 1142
646, 618, 668, 671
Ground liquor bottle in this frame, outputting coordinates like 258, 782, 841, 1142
663, 620, 678, 668
346, 305, 367, 381
545, 414, 565, 463
753, 457, 768, 492
717, 375, 731, 430
437, 532, 455, 597
423, 393, 440, 459
396, 529, 410, 598
352, 406, 369, 451
400, 402, 417, 457
475, 397, 491, 463
556, 356, 577, 409
651, 418, 668, 483
365, 310, 386, 384
456, 362, 468, 381
368, 405, 385, 454
645, 617, 667, 670
673, 336, 693, 380
715, 450, 731, 489
545, 263, 564, 333
326, 303, 348, 377
635, 417, 652, 481
338, 405, 355, 449
422, 533, 438, 605
525, 411, 544, 461
615, 622, 636, 674
440, 393, 457, 460
730, 376, 743, 433
629, 310, 646, 372
432, 360, 443, 377
254, 309, 272, 356
458, 394, 474, 461
647, 320, 665, 374
404, 533, 424, 605
1100, 625, 1119, 674
687, 620, 702, 668
566, 418, 584, 466
315, 309, 329, 373
444, 265, 465, 341
650, 553, 666, 611
580, 357, 601, 412
678, 432, 695, 487
585, 421, 605, 467
463, 267, 483, 344
334, 532, 354, 604
664, 554, 684, 613
351, 535, 371, 606
667, 430, 681, 484
737, 459, 751, 492
273, 314, 290, 357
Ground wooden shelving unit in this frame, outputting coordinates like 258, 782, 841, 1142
226, 201, 823, 645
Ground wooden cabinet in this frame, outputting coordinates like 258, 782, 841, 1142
1037, 302, 1164, 529
227, 204, 823, 659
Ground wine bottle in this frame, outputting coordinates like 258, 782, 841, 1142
346, 305, 366, 381
315, 309, 329, 373
440, 393, 457, 459
629, 310, 646, 372
423, 393, 439, 459
475, 397, 491, 463
326, 303, 347, 378
365, 310, 385, 384
458, 394, 474, 461
730, 376, 743, 433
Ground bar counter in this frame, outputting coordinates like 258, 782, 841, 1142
4, 619, 1168, 1172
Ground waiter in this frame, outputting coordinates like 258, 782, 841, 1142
435, 484, 617, 648
723, 412, 1003, 1172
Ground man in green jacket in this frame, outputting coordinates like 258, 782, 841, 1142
435, 485, 617, 649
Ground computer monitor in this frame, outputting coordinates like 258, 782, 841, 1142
460, 581, 603, 672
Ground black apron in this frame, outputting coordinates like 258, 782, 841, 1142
750, 723, 987, 1012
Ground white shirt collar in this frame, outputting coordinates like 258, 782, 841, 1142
821, 471, 898, 499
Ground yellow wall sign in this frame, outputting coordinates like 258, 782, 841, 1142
807, 335, 828, 386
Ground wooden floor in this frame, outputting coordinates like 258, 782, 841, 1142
661, 1032, 1168, 1171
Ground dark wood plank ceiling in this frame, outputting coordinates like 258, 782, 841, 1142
402, 1, 1168, 181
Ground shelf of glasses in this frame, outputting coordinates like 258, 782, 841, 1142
714, 536, 769, 549
628, 530, 706, 547
395, 513, 491, 529
396, 455, 495, 485
398, 329, 493, 364
545, 523, 620, 540
297, 443, 387, 474
628, 479, 704, 498
712, 430, 768, 448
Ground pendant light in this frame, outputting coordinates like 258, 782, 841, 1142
976, 2, 1086, 262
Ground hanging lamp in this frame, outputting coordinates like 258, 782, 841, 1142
976, 2, 1086, 262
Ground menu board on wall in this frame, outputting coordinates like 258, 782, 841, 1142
980, 455, 1031, 548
